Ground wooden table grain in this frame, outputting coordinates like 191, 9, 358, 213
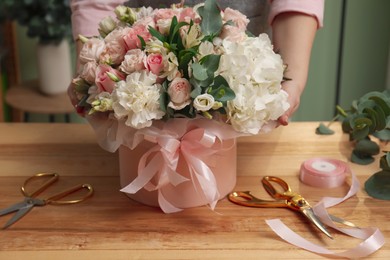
0, 122, 388, 259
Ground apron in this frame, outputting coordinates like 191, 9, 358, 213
125, 0, 270, 35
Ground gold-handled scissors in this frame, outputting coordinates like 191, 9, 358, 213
228, 176, 333, 239
0, 173, 94, 229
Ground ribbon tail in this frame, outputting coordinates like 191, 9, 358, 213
158, 190, 183, 213
183, 150, 220, 210
120, 150, 161, 194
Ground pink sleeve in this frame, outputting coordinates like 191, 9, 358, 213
70, 0, 127, 40
268, 0, 325, 28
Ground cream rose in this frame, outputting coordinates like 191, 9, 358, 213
79, 38, 105, 64
120, 49, 146, 74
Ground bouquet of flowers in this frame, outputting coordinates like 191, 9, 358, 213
70, 0, 290, 212
71, 0, 289, 135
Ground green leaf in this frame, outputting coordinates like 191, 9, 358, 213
148, 26, 166, 42
200, 54, 220, 73
370, 96, 390, 117
137, 35, 146, 50
190, 78, 202, 98
197, 0, 223, 37
351, 151, 375, 165
374, 105, 386, 131
354, 139, 380, 156
365, 170, 390, 200
353, 117, 372, 130
191, 63, 208, 81
351, 125, 370, 140
373, 129, 390, 141
209, 85, 235, 102
315, 123, 335, 135
379, 153, 390, 171
363, 107, 378, 133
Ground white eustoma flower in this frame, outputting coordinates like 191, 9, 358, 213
111, 71, 165, 129
219, 34, 290, 134
193, 93, 215, 112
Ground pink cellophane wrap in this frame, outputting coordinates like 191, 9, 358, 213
266, 159, 385, 258
87, 114, 246, 213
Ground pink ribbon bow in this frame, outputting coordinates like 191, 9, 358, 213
120, 126, 229, 213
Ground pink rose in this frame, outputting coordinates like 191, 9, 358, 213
153, 8, 179, 22
220, 25, 246, 42
145, 53, 164, 76
100, 41, 127, 65
120, 49, 146, 74
123, 24, 151, 51
179, 8, 196, 23
95, 64, 125, 93
223, 8, 249, 31
100, 28, 128, 65
134, 16, 156, 30
79, 61, 98, 83
79, 38, 105, 64
167, 77, 192, 110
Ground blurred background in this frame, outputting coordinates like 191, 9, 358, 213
0, 0, 389, 123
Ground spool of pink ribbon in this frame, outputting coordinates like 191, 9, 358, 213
299, 158, 347, 188
266, 158, 385, 258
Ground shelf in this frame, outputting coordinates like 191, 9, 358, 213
5, 79, 74, 122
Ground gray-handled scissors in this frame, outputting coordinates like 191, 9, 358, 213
0, 173, 94, 229
228, 176, 333, 239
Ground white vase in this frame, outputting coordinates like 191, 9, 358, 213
36, 40, 72, 95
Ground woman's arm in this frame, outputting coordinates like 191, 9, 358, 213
272, 13, 318, 125
269, 0, 324, 125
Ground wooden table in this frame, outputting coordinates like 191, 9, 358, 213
0, 122, 388, 259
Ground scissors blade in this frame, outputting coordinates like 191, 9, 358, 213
301, 207, 333, 239
0, 201, 28, 216
2, 202, 34, 229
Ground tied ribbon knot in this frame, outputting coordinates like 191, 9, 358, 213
120, 127, 224, 213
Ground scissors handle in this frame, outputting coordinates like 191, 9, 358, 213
262, 176, 294, 199
21, 173, 59, 198
228, 191, 287, 208
21, 172, 94, 205
45, 184, 94, 205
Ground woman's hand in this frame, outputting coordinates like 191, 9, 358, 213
278, 79, 302, 125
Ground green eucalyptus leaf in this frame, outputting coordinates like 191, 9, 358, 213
354, 139, 380, 156
191, 63, 208, 81
341, 117, 352, 133
351, 125, 370, 140
387, 152, 390, 167
373, 128, 390, 141
374, 105, 386, 131
357, 99, 376, 114
365, 170, 390, 200
351, 151, 375, 165
363, 107, 378, 133
370, 96, 390, 117
197, 0, 223, 37
379, 153, 390, 171
315, 123, 335, 135
209, 85, 235, 102
200, 54, 221, 75
353, 117, 372, 130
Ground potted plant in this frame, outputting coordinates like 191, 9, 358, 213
0, 0, 73, 95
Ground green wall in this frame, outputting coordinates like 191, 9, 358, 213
12, 0, 390, 123
293, 0, 390, 121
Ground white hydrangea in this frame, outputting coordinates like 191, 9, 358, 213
219, 34, 290, 134
111, 71, 165, 129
